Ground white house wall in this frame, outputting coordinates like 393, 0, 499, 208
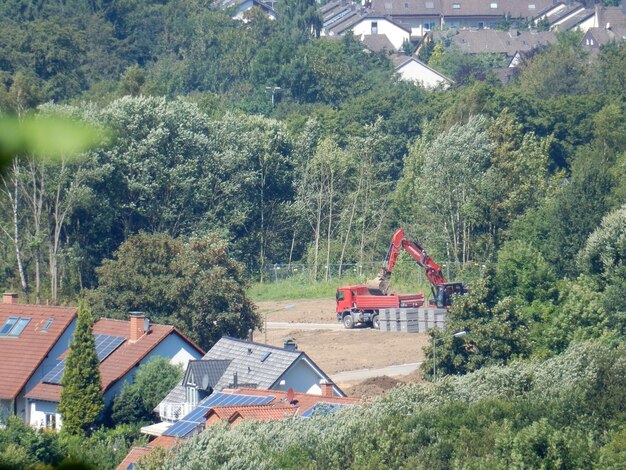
396, 61, 450, 89
29, 400, 62, 430
352, 19, 410, 49
276, 358, 325, 395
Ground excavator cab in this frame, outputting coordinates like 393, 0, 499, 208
434, 282, 467, 308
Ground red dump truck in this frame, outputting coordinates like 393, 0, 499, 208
336, 229, 466, 329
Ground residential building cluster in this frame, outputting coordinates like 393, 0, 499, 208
0, 294, 358, 469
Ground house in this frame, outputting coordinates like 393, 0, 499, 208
119, 386, 360, 470
368, 0, 556, 36
155, 336, 345, 425
0, 293, 77, 423
391, 54, 453, 88
24, 314, 204, 431
432, 28, 556, 58
350, 16, 413, 49
581, 6, 626, 50
220, 0, 276, 21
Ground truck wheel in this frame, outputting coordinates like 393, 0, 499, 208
372, 314, 380, 330
343, 314, 354, 329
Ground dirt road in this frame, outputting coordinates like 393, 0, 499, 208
255, 299, 430, 391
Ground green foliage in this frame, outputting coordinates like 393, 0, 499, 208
88, 231, 259, 350
423, 269, 531, 378
58, 300, 104, 436
149, 341, 626, 470
494, 240, 557, 304
111, 356, 183, 425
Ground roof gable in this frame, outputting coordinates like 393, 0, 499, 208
0, 304, 76, 400
25, 318, 203, 402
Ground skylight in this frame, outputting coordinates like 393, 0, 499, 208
452, 3, 461, 9
42, 318, 53, 331
0, 317, 31, 337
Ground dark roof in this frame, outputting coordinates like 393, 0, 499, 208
371, 0, 554, 18
0, 303, 77, 400
361, 33, 397, 52
184, 360, 232, 391
202, 336, 304, 390
434, 29, 557, 55
493, 66, 520, 83
26, 319, 204, 402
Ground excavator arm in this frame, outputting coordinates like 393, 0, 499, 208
367, 228, 466, 307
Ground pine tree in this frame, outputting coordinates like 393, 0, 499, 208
58, 300, 103, 435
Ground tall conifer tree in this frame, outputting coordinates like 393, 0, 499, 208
58, 300, 103, 435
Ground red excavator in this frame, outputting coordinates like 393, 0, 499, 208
336, 228, 467, 329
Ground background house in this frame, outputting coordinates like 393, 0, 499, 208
155, 336, 345, 425
391, 54, 453, 88
25, 314, 203, 431
0, 294, 77, 423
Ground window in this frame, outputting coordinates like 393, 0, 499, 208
0, 317, 30, 336
490, 2, 497, 8
371, 21, 378, 34
478, 21, 484, 29
384, 2, 392, 10
425, 1, 434, 8
452, 3, 460, 9
45, 413, 57, 430
186, 386, 198, 406
424, 21, 436, 30
0, 318, 17, 335
336, 291, 345, 301
404, 2, 409, 8
42, 318, 53, 332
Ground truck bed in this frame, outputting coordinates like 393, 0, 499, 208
352, 293, 425, 309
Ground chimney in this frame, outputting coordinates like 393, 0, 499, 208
129, 313, 148, 341
2, 293, 18, 304
248, 328, 253, 342
320, 379, 334, 398
283, 338, 298, 352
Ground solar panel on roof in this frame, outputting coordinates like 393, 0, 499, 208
43, 360, 66, 385
163, 392, 275, 437
300, 403, 345, 418
42, 335, 125, 385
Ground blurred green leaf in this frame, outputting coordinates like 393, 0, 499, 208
0, 115, 103, 170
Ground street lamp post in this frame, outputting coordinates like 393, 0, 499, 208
433, 330, 467, 383
265, 86, 281, 108
264, 304, 295, 344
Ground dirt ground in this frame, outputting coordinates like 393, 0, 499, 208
254, 299, 430, 395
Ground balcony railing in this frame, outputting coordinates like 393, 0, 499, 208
159, 402, 194, 422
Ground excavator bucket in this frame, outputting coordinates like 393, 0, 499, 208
366, 271, 390, 295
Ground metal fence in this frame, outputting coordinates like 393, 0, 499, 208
260, 260, 485, 283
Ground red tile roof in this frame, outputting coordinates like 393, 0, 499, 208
26, 318, 204, 402
226, 387, 361, 411
0, 304, 77, 400
116, 446, 153, 470
208, 405, 297, 423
